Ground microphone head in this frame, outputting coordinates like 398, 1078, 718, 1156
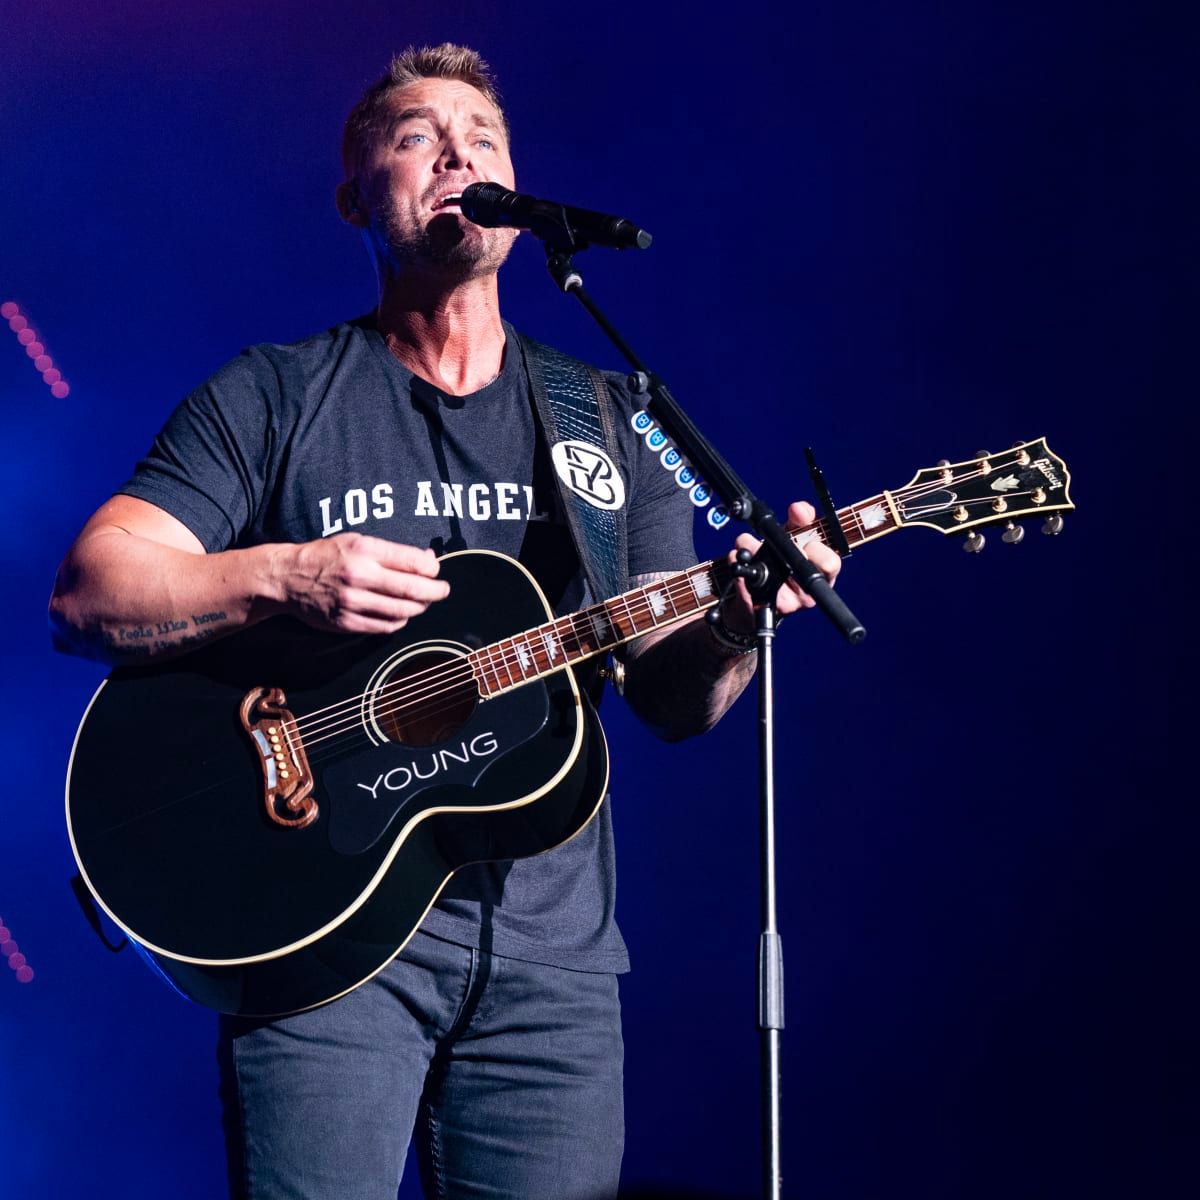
459, 182, 516, 228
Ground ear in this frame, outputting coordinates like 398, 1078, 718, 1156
336, 180, 368, 228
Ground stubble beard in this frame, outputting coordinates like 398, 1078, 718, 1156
378, 196, 516, 282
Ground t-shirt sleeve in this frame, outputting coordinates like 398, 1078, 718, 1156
605, 375, 697, 577
117, 348, 279, 552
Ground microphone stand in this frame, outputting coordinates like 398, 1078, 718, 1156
534, 229, 866, 1200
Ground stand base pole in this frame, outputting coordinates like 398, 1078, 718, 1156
763, 1029, 783, 1199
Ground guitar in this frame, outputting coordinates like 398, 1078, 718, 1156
66, 439, 1073, 1016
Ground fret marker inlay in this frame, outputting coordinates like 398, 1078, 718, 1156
860, 503, 887, 530
541, 631, 560, 661
648, 590, 667, 618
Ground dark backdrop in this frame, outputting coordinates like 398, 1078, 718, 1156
1, 2, 1187, 1197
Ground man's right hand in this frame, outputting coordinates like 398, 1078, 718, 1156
278, 533, 450, 635
50, 496, 451, 665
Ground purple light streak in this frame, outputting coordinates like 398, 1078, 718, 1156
2, 300, 70, 399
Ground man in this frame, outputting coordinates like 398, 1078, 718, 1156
50, 44, 840, 1200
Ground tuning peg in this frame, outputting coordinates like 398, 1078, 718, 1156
963, 531, 986, 553
1041, 514, 1064, 536
1010, 442, 1031, 465
975, 449, 991, 459
1001, 521, 1025, 545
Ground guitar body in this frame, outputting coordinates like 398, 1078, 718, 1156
66, 550, 609, 1016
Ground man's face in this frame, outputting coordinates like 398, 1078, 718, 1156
353, 77, 518, 278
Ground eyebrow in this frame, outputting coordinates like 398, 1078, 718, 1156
386, 106, 504, 141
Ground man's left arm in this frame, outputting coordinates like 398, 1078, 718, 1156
620, 501, 841, 742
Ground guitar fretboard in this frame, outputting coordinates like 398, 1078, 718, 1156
468, 492, 900, 698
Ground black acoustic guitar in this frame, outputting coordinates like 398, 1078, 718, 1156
66, 440, 1073, 1016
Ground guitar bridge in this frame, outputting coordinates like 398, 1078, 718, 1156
239, 686, 318, 829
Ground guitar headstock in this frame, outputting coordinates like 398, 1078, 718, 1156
893, 439, 1073, 548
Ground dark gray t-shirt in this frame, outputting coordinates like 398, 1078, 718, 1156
119, 317, 695, 973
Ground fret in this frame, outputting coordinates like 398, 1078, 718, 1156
568, 612, 592, 655
565, 609, 601, 657
609, 592, 638, 643
662, 580, 684, 618
689, 568, 714, 603
494, 639, 517, 689
624, 587, 654, 635
484, 644, 506, 693
838, 510, 863, 546
664, 581, 685, 620
556, 614, 583, 659
588, 605, 614, 647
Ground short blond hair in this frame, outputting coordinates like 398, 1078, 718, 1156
341, 44, 509, 176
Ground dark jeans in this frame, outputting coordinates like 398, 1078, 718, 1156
218, 930, 625, 1199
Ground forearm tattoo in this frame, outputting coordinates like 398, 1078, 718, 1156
102, 611, 229, 661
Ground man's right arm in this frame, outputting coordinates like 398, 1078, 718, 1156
49, 495, 450, 665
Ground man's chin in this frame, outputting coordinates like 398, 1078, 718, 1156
391, 225, 515, 277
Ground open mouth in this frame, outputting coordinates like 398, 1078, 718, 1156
433, 193, 463, 212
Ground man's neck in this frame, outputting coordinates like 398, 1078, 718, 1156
376, 272, 507, 396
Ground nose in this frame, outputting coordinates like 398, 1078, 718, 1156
436, 132, 474, 175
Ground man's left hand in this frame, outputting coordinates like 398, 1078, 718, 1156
722, 501, 842, 631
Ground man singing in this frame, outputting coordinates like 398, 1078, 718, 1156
51, 44, 840, 1199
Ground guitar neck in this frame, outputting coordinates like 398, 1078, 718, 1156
468, 493, 900, 698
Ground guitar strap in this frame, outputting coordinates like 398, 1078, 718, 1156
516, 332, 629, 603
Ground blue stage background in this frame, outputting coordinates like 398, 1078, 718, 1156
1, 3, 1183, 1196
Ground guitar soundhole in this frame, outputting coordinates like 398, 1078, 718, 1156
373, 648, 478, 747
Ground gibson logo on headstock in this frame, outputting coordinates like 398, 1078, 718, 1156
1032, 457, 1064, 489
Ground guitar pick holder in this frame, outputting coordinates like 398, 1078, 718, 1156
532, 220, 867, 1200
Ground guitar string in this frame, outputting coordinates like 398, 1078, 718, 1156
291, 548, 740, 765
280, 473, 1033, 753
290, 587, 692, 768
284, 560, 722, 740
132, 460, 1052, 804
283, 496, 835, 746
287, 573, 712, 753
286, 472, 1043, 768
292, 576, 697, 734
282, 569, 709, 737
278, 472, 1032, 753
286, 473, 1035, 752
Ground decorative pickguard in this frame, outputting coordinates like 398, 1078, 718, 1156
322, 681, 550, 855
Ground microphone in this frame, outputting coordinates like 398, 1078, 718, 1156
459, 182, 652, 250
